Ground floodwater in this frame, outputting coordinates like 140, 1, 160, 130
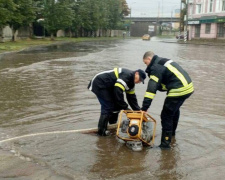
0, 38, 224, 180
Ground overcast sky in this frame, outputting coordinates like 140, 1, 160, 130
126, 0, 181, 17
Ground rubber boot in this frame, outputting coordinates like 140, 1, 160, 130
98, 114, 111, 136
108, 113, 118, 124
159, 131, 172, 149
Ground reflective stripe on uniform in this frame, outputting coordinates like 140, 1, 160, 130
164, 60, 188, 86
164, 60, 173, 67
114, 68, 119, 78
144, 92, 156, 99
89, 69, 114, 91
169, 82, 193, 93
167, 83, 194, 97
115, 83, 125, 91
161, 83, 167, 90
117, 79, 129, 90
150, 75, 159, 82
126, 88, 135, 94
114, 68, 122, 79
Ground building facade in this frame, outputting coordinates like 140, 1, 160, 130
187, 0, 225, 40
174, 9, 181, 29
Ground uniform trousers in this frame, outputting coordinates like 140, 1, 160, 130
160, 93, 192, 132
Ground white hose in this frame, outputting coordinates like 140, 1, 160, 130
0, 124, 117, 144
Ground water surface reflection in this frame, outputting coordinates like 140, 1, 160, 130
0, 38, 224, 179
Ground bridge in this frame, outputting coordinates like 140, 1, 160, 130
123, 17, 180, 37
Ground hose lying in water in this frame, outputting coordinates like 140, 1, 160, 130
0, 124, 117, 144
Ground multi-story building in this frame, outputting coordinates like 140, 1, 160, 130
174, 9, 181, 29
187, 0, 225, 40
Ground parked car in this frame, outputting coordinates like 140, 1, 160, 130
142, 34, 150, 40
176, 34, 184, 39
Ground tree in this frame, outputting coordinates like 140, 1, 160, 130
107, 0, 122, 33
69, 0, 83, 37
120, 0, 129, 17
6, 0, 36, 41
0, 0, 16, 42
96, 0, 110, 36
0, 0, 16, 29
70, 0, 130, 37
43, 0, 74, 40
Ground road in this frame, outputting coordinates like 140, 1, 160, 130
0, 37, 224, 180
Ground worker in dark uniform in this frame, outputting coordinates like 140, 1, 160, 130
88, 68, 146, 136
141, 51, 194, 149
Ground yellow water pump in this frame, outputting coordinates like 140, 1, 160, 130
116, 110, 157, 150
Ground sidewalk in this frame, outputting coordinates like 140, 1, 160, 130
178, 39, 225, 46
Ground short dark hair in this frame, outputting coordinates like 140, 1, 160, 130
136, 69, 146, 84
143, 51, 155, 59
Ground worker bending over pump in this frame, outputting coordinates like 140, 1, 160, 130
141, 51, 194, 149
88, 68, 146, 136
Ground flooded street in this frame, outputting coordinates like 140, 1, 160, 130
0, 38, 224, 180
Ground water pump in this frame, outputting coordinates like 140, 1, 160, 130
116, 110, 157, 151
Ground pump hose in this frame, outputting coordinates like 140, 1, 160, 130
0, 124, 117, 144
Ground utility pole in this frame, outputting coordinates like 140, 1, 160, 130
184, 0, 189, 43
157, 2, 160, 35
129, 7, 132, 36
170, 11, 172, 34
179, 0, 182, 40
185, 0, 189, 32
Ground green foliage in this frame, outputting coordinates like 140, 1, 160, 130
0, 0, 16, 28
1, 0, 36, 41
9, 0, 36, 31
69, 0, 129, 36
121, 0, 129, 16
1, 0, 129, 38
107, 0, 121, 29
43, 0, 74, 36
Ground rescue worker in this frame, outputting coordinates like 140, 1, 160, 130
88, 68, 146, 136
141, 51, 194, 149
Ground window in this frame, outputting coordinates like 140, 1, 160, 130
217, 23, 225, 37
195, 25, 201, 37
190, 5, 193, 17
216, 0, 220, 12
205, 24, 211, 34
196, 4, 201, 14
222, 0, 225, 11
209, 0, 213, 12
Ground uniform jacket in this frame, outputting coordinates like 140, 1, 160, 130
88, 68, 140, 110
141, 55, 194, 111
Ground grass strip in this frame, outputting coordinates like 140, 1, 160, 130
0, 37, 122, 54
